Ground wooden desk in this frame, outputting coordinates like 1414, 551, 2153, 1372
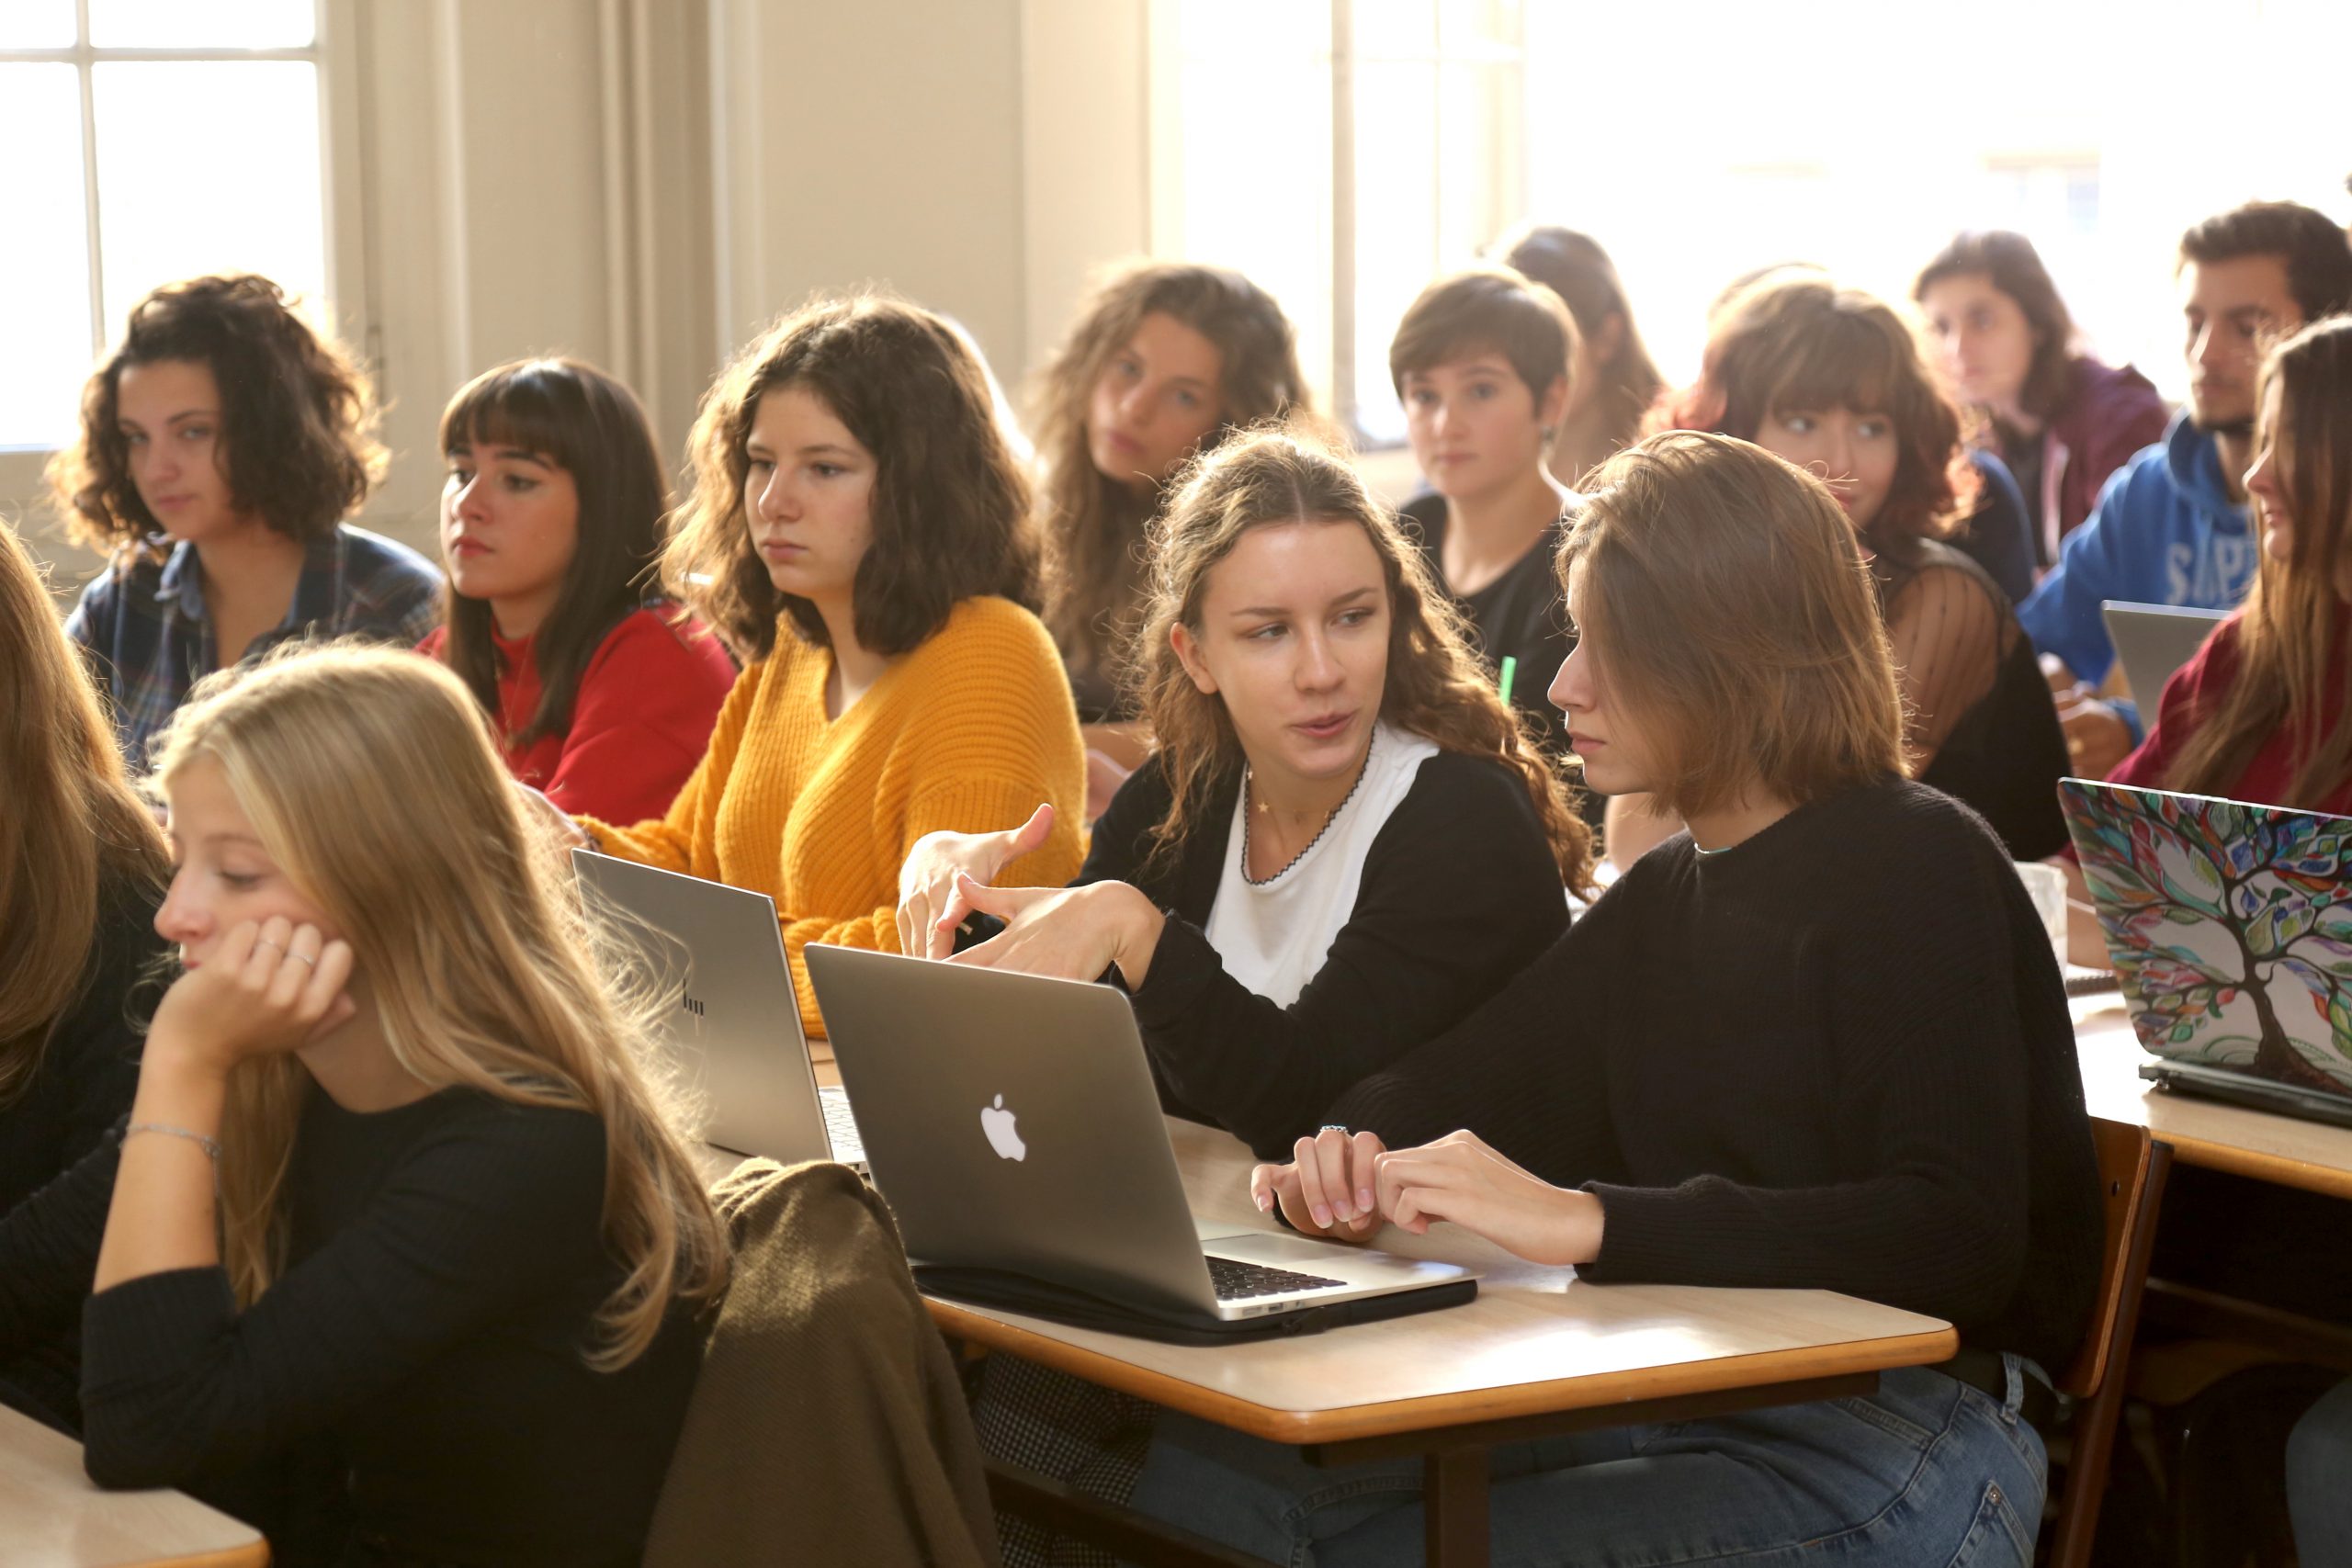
0, 1404, 266, 1568
929, 1117, 1958, 1566
2074, 994, 2352, 1201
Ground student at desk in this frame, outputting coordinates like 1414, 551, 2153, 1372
1155, 433, 2102, 1568
0, 647, 729, 1567
895, 426, 1591, 1158
0, 525, 170, 1434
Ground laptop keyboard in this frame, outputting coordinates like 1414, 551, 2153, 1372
819, 1087, 865, 1165
1206, 1254, 1348, 1301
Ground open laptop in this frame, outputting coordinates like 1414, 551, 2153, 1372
2101, 602, 2227, 705
2061, 780, 2352, 1129
804, 944, 1475, 1324
571, 851, 865, 1168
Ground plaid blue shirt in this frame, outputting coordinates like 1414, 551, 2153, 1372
66, 525, 444, 772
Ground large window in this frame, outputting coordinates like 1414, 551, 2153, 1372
0, 0, 334, 452
1153, 0, 2350, 443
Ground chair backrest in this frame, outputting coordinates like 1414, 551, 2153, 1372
2060, 1118, 2167, 1399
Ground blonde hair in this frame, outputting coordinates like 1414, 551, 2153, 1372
148, 645, 728, 1369
0, 522, 168, 1100
1563, 432, 1906, 818
1127, 424, 1593, 891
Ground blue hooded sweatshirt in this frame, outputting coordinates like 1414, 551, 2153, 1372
2018, 411, 2256, 685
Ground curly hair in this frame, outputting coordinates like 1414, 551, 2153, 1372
663, 294, 1037, 664
1125, 423, 1592, 892
49, 274, 385, 558
1031, 261, 1306, 682
1653, 269, 1978, 549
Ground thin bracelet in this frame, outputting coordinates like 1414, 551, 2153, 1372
125, 1122, 222, 1163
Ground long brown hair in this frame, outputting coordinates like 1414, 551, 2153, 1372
148, 646, 729, 1368
436, 357, 713, 745
2171, 318, 2352, 804
49, 274, 385, 559
1494, 224, 1666, 459
1657, 269, 1980, 549
664, 293, 1037, 664
1562, 433, 1907, 818
1912, 231, 2078, 427
1033, 262, 1307, 680
1126, 425, 1592, 891
0, 523, 169, 1100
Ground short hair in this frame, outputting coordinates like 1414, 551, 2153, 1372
663, 294, 1038, 664
49, 274, 386, 557
1913, 231, 2078, 423
1388, 265, 1579, 404
1559, 431, 1905, 818
2177, 200, 2352, 323
1655, 270, 1976, 548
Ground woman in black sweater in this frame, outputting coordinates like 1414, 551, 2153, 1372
0, 645, 730, 1567
895, 426, 1590, 1158
1138, 433, 2102, 1568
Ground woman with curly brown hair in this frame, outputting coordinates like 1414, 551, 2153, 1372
54, 275, 441, 769
566, 294, 1086, 1036
1029, 261, 1308, 812
895, 425, 1589, 1157
1612, 270, 2070, 864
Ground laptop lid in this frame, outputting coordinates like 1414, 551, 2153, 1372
571, 850, 836, 1164
2059, 780, 2352, 1101
2100, 601, 2226, 705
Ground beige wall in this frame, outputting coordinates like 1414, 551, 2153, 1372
10, 0, 1151, 592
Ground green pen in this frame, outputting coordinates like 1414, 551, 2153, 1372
1498, 655, 1518, 706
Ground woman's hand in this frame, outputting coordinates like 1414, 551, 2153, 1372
896, 805, 1057, 960
1373, 1129, 1604, 1267
1250, 1126, 1388, 1241
146, 917, 356, 1078
944, 875, 1165, 987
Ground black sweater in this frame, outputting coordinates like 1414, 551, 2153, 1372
1398, 492, 1576, 765
1083, 749, 1568, 1159
1325, 777, 2102, 1373
15, 1086, 701, 1568
0, 869, 164, 1429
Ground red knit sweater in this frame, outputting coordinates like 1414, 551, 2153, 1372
419, 606, 738, 822
2108, 610, 2352, 816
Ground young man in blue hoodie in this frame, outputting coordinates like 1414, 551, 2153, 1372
2022, 199, 2352, 774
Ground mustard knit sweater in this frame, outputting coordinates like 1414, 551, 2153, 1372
579, 596, 1087, 1032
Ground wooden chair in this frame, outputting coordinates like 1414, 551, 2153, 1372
2043, 1118, 2172, 1567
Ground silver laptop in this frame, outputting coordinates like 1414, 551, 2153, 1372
571, 850, 864, 1168
2101, 601, 2226, 705
805, 944, 1473, 1323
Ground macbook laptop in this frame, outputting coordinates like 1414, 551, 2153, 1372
2101, 602, 2226, 705
2061, 780, 2352, 1129
571, 850, 865, 1168
804, 944, 1475, 1324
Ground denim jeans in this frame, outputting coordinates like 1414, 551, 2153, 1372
2288, 1376, 2352, 1566
1129, 1358, 2048, 1567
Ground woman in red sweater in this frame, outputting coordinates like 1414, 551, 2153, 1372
420, 358, 736, 822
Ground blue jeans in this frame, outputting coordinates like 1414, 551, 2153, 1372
1130, 1359, 2048, 1566
2289, 1376, 2352, 1566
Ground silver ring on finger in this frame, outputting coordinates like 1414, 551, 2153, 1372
287, 950, 317, 967
254, 937, 284, 953
1320, 1123, 1350, 1135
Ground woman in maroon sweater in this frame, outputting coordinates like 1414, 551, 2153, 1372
420, 358, 736, 822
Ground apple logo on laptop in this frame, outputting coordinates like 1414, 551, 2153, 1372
980, 1094, 1026, 1161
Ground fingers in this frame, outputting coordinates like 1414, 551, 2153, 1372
235, 918, 286, 987
266, 922, 322, 1010
927, 885, 973, 960
1001, 803, 1055, 866
954, 872, 1019, 918
1250, 1162, 1283, 1214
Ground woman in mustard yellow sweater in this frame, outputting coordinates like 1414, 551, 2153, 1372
572, 297, 1086, 1032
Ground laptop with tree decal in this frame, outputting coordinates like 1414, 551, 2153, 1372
2061, 779, 2352, 1128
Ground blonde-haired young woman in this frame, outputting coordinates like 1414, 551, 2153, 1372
898, 425, 1589, 1158
1154, 433, 2101, 1567
0, 523, 169, 1432
0, 645, 726, 1566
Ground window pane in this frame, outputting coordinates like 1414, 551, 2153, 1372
0, 65, 95, 449
0, 2, 76, 49
91, 62, 327, 341
89, 0, 314, 50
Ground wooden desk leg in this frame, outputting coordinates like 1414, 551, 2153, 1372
1424, 1447, 1490, 1567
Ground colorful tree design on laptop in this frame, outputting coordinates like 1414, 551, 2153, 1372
2064, 781, 2352, 1094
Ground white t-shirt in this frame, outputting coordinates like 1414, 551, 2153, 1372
1202, 723, 1442, 1009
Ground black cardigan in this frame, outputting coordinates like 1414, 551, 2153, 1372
1325, 776, 2102, 1373
1081, 747, 1569, 1158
